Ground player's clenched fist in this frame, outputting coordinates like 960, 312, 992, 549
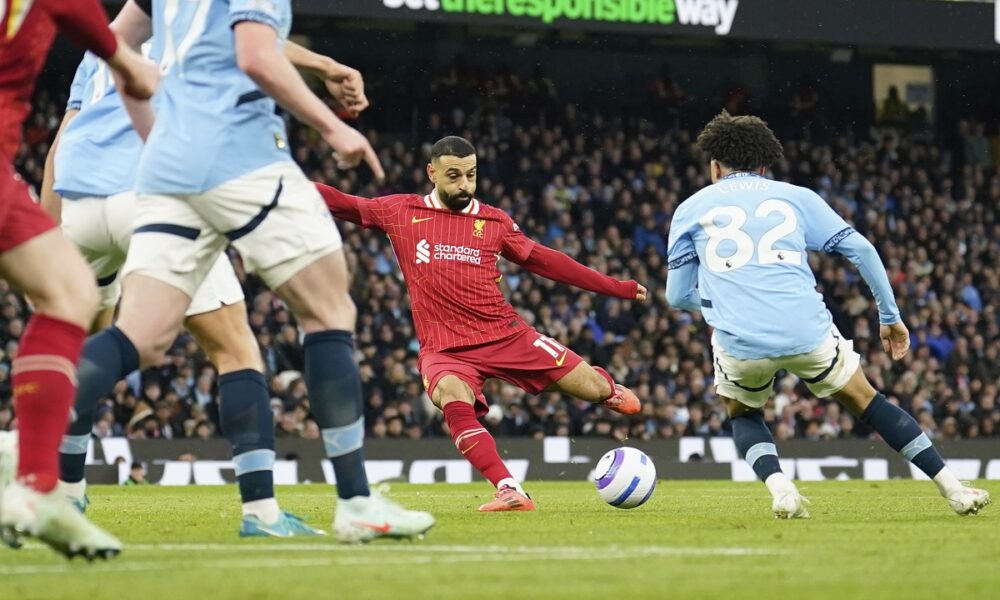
880, 321, 910, 360
634, 283, 648, 303
325, 65, 369, 117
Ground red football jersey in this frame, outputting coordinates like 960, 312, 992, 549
0, 0, 117, 161
357, 191, 535, 353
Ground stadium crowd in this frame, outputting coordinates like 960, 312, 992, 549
2, 63, 999, 445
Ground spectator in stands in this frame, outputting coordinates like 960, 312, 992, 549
5, 62, 999, 446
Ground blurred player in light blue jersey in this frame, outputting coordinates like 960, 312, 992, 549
38, 37, 366, 537
667, 111, 991, 518
68, 0, 434, 542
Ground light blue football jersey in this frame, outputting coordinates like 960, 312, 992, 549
136, 0, 292, 195
53, 53, 144, 199
667, 172, 858, 360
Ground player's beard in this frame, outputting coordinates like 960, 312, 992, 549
439, 189, 473, 211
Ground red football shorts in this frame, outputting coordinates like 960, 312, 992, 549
0, 163, 56, 254
419, 328, 584, 417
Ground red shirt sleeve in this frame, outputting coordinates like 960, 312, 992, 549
499, 214, 534, 263
314, 182, 410, 230
500, 213, 638, 299
45, 0, 118, 59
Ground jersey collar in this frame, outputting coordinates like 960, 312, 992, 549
720, 171, 764, 180
425, 189, 481, 215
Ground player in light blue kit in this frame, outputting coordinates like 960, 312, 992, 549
37, 32, 370, 536
666, 111, 991, 518
66, 0, 434, 542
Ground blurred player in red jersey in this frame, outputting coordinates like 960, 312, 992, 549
0, 0, 157, 559
316, 136, 648, 512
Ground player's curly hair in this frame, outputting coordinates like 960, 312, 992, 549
696, 110, 783, 171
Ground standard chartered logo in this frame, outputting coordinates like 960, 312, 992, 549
382, 0, 739, 35
416, 239, 431, 264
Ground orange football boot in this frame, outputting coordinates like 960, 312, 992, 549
478, 486, 536, 512
602, 384, 641, 415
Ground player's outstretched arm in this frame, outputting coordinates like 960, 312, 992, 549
234, 23, 384, 181
46, 0, 118, 60
39, 109, 80, 224
314, 182, 368, 226
830, 233, 908, 359
284, 41, 369, 117
665, 261, 702, 312
508, 241, 644, 301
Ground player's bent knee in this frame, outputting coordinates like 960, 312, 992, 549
282, 289, 356, 333
432, 376, 475, 408
200, 338, 262, 374
115, 318, 178, 368
831, 367, 879, 415
31, 266, 99, 329
186, 312, 262, 374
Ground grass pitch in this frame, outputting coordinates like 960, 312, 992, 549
1, 481, 997, 600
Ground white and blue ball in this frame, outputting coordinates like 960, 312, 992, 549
593, 447, 657, 509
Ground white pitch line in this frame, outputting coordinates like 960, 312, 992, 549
17, 542, 781, 556
0, 546, 780, 576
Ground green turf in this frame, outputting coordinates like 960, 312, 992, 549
1, 481, 996, 600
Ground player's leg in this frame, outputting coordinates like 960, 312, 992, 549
56, 195, 128, 507
0, 184, 120, 558
205, 163, 431, 541
66, 193, 215, 492
827, 365, 991, 515
276, 252, 433, 538
426, 369, 533, 511
547, 361, 641, 415
723, 396, 805, 519
183, 257, 323, 537
712, 338, 807, 519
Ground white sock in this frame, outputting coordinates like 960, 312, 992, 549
57, 479, 87, 501
497, 477, 524, 495
242, 498, 281, 524
764, 473, 797, 500
933, 468, 964, 498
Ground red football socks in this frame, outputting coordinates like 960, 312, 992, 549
12, 314, 86, 493
443, 401, 511, 487
592, 366, 616, 400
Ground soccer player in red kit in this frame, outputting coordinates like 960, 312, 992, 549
0, 0, 157, 558
316, 136, 648, 512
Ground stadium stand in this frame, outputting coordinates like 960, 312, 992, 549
3, 61, 998, 444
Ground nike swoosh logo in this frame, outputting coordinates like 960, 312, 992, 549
353, 521, 392, 534
555, 350, 568, 367
411, 216, 433, 224
461, 441, 480, 455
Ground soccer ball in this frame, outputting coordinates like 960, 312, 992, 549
593, 447, 656, 509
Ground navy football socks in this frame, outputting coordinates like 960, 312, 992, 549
859, 393, 946, 478
219, 369, 276, 503
304, 330, 369, 499
732, 411, 783, 482
60, 326, 139, 483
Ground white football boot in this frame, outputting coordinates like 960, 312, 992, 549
946, 485, 992, 516
772, 491, 810, 519
1, 480, 122, 560
333, 487, 435, 543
